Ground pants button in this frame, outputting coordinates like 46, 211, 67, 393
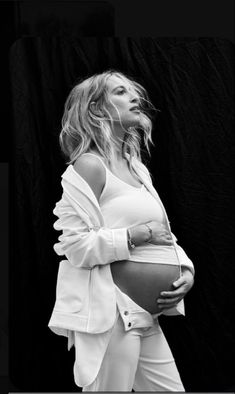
124, 311, 129, 316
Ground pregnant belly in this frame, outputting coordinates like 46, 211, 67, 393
111, 260, 180, 314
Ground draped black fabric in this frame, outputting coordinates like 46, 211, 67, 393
10, 37, 235, 391
13, 0, 114, 37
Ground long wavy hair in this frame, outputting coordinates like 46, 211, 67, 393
59, 70, 157, 174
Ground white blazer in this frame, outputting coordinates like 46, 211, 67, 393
48, 156, 194, 339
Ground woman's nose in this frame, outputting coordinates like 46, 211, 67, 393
129, 92, 139, 104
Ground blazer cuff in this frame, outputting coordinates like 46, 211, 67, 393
112, 228, 131, 261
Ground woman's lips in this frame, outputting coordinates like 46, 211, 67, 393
130, 107, 140, 113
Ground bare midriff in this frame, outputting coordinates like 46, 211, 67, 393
111, 260, 180, 314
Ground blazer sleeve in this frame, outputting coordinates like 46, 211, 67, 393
53, 196, 131, 269
171, 232, 195, 275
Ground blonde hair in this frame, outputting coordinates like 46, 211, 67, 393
59, 70, 156, 173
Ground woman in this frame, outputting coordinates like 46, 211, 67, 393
48, 70, 195, 391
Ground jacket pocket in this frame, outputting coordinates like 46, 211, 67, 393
53, 259, 91, 313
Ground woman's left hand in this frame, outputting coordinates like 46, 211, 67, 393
156, 268, 194, 310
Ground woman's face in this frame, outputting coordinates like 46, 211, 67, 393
104, 75, 141, 128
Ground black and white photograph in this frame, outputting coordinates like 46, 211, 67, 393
0, 0, 234, 393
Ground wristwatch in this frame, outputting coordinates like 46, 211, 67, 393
127, 229, 136, 249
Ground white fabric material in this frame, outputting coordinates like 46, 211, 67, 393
48, 154, 195, 387
81, 312, 185, 392
48, 155, 194, 336
72, 286, 182, 388
83, 153, 188, 323
99, 171, 165, 228
95, 153, 181, 266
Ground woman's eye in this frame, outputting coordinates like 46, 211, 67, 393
116, 89, 125, 95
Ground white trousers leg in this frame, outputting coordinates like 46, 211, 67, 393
83, 314, 184, 392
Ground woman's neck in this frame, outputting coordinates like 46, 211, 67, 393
112, 148, 124, 162
89, 143, 125, 163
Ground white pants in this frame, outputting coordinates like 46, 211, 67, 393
83, 314, 184, 392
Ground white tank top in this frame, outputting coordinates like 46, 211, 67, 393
83, 153, 179, 266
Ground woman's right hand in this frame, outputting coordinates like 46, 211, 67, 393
128, 221, 173, 246
146, 220, 173, 246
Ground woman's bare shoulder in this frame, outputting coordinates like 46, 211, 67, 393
73, 153, 106, 200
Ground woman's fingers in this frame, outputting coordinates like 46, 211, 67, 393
152, 237, 173, 245
157, 296, 180, 304
163, 239, 174, 245
160, 286, 187, 298
156, 269, 195, 310
146, 221, 174, 245
157, 296, 181, 309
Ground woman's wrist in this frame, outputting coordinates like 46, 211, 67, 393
127, 229, 136, 249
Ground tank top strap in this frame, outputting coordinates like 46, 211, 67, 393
82, 152, 143, 190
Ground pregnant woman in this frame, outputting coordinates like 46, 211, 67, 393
48, 70, 195, 391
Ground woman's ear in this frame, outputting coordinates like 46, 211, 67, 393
90, 101, 103, 116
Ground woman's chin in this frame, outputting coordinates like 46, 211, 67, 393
126, 119, 142, 129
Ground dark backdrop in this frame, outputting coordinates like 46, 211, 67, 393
10, 36, 235, 391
